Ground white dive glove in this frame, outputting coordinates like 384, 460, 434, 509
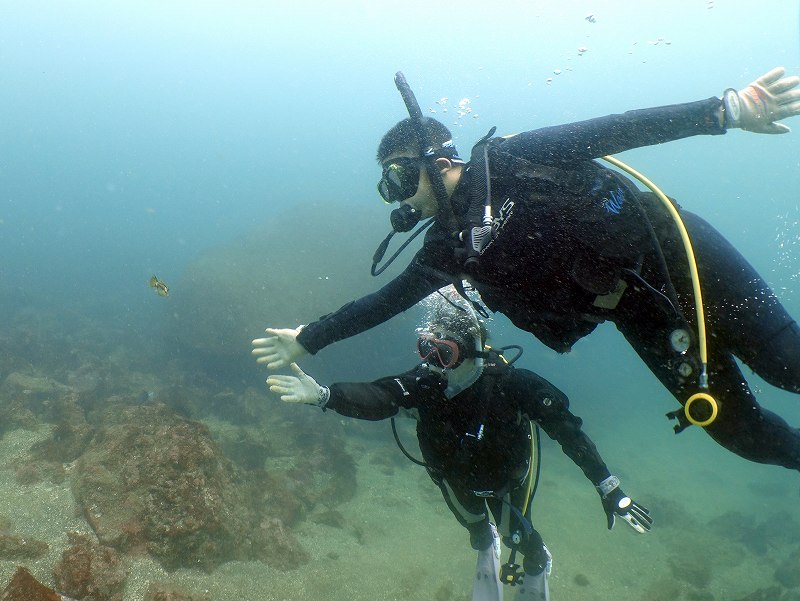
252, 326, 308, 369
266, 363, 330, 407
722, 66, 800, 134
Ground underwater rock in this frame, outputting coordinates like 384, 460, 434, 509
53, 532, 127, 601
255, 516, 309, 570
0, 567, 64, 601
29, 395, 94, 463
71, 404, 308, 572
0, 517, 49, 561
312, 509, 346, 529
0, 372, 82, 438
64, 364, 105, 396
1, 372, 71, 398
0, 532, 49, 560
0, 401, 39, 436
12, 395, 94, 486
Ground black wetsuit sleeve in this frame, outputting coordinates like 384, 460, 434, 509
499, 97, 725, 164
511, 369, 611, 484
296, 250, 449, 355
325, 368, 444, 421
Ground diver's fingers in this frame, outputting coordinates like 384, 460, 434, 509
772, 76, 800, 96
254, 349, 285, 364
252, 347, 273, 356
622, 514, 648, 534
267, 376, 288, 392
252, 337, 277, 347
266, 375, 298, 387
268, 387, 301, 403
263, 358, 288, 369
289, 362, 307, 378
756, 66, 785, 88
255, 354, 281, 364
264, 327, 299, 339
269, 386, 298, 403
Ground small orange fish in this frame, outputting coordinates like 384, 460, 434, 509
149, 275, 169, 297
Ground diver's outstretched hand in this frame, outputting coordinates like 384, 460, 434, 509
724, 67, 800, 133
252, 326, 307, 369
266, 363, 329, 407
596, 475, 652, 534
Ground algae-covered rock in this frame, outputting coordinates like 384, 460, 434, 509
1, 567, 63, 601
1, 372, 71, 397
71, 404, 308, 571
53, 532, 127, 601
0, 533, 48, 560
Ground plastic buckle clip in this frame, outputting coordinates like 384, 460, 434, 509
499, 562, 525, 586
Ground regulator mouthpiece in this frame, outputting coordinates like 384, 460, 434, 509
391, 204, 422, 232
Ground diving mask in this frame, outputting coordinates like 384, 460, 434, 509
417, 332, 466, 369
377, 157, 425, 203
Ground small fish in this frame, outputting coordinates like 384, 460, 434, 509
149, 275, 169, 297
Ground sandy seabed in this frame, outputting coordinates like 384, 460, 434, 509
0, 416, 796, 601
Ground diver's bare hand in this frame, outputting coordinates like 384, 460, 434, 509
252, 327, 307, 369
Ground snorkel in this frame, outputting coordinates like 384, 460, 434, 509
393, 72, 455, 228
371, 72, 456, 276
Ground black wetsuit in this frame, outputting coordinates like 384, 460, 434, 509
325, 349, 610, 572
299, 97, 800, 471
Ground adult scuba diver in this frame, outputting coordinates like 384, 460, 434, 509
265, 286, 651, 601
253, 66, 800, 474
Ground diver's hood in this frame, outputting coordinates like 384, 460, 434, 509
443, 337, 485, 399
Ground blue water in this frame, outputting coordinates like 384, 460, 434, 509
1, 1, 800, 599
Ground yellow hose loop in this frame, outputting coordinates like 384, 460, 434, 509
684, 392, 719, 427
599, 155, 709, 373
521, 422, 537, 516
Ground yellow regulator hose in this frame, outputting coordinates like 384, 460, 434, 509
600, 155, 716, 427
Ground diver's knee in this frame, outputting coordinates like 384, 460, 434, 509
751, 320, 800, 390
520, 530, 547, 574
469, 520, 494, 551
